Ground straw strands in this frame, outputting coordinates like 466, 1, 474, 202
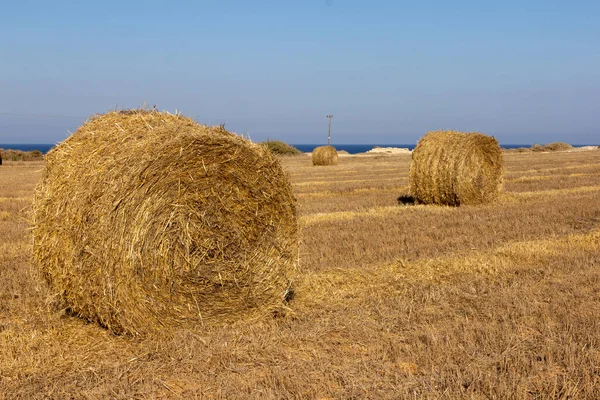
32, 110, 299, 335
409, 130, 503, 206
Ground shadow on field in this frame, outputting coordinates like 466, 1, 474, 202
397, 194, 416, 205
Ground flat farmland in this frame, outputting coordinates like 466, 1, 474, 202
1, 150, 600, 399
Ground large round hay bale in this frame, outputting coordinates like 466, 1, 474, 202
32, 110, 298, 335
409, 130, 503, 206
312, 145, 338, 166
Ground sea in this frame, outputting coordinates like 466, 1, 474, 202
0, 144, 55, 153
293, 144, 535, 154
0, 143, 596, 155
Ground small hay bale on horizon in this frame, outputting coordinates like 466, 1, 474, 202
312, 145, 338, 166
409, 130, 503, 206
32, 109, 299, 336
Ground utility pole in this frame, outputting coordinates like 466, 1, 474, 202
326, 115, 333, 146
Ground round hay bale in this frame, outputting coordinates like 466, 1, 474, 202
409, 130, 503, 206
32, 110, 298, 335
312, 145, 338, 166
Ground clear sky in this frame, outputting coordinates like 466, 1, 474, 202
1, 0, 599, 145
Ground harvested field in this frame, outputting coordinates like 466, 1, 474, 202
1, 149, 600, 398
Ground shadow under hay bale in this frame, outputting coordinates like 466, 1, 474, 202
312, 145, 338, 166
409, 130, 503, 206
397, 194, 416, 205
32, 110, 299, 336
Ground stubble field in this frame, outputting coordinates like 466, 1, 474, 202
1, 149, 600, 399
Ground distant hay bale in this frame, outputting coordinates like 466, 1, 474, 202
409, 130, 503, 206
32, 110, 298, 335
312, 145, 338, 166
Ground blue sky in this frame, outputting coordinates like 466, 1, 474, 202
1, 0, 599, 144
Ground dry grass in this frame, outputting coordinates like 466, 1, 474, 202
261, 140, 302, 156
1, 149, 600, 398
0, 149, 44, 162
542, 142, 574, 152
